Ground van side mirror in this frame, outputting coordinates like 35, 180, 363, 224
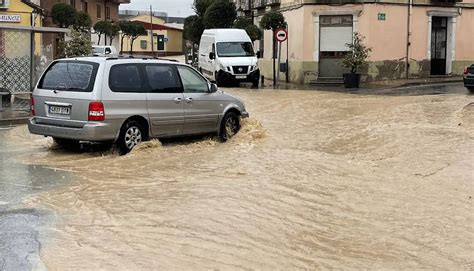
105, 48, 111, 55
209, 52, 215, 60
256, 51, 261, 58
209, 83, 218, 93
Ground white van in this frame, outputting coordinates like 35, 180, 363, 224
92, 45, 118, 55
198, 29, 260, 87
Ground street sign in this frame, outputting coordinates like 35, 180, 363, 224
275, 28, 288, 43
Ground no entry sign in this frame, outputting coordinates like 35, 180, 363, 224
275, 28, 288, 42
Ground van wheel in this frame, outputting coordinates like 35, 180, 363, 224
252, 79, 259, 88
219, 112, 240, 142
117, 120, 143, 155
215, 73, 225, 87
53, 137, 79, 148
468, 87, 474, 93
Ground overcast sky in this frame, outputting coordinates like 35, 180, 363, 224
120, 0, 195, 18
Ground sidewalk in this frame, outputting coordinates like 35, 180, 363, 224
0, 95, 31, 126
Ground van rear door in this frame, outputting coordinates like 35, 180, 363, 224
34, 60, 100, 127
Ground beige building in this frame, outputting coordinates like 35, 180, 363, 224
121, 14, 184, 56
237, 0, 474, 83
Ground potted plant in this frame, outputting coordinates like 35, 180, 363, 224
342, 32, 372, 88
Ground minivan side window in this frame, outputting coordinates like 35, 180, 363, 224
145, 65, 182, 93
38, 61, 99, 92
177, 66, 209, 93
109, 64, 144, 92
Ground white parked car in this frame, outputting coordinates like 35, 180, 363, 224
92, 45, 117, 55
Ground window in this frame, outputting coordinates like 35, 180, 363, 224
39, 61, 99, 92
70, 0, 76, 9
82, 1, 88, 12
96, 4, 101, 19
0, 0, 5, 7
109, 64, 144, 92
320, 15, 353, 26
106, 6, 110, 19
177, 66, 209, 93
145, 65, 182, 93
216, 42, 254, 57
140, 40, 147, 49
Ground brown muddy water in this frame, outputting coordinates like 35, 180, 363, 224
8, 88, 474, 269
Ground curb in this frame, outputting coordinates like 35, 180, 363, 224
0, 117, 29, 126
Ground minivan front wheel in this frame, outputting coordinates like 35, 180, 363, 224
117, 120, 143, 154
219, 112, 240, 141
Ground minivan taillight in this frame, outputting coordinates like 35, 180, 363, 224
30, 95, 35, 116
88, 102, 105, 121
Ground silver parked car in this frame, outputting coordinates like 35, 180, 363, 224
28, 57, 249, 154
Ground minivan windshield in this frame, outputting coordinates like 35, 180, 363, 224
38, 61, 99, 92
216, 42, 254, 57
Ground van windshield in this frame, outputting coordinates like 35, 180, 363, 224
38, 61, 99, 92
216, 42, 254, 57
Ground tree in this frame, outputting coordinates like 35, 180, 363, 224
74, 11, 92, 32
183, 15, 204, 46
234, 16, 262, 42
245, 24, 262, 42
194, 0, 213, 17
122, 21, 147, 54
342, 32, 372, 74
107, 23, 120, 46
234, 16, 251, 29
118, 20, 131, 53
203, 0, 236, 29
61, 29, 93, 57
51, 3, 76, 28
260, 11, 286, 85
94, 21, 110, 45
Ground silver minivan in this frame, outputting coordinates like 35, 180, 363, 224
28, 57, 249, 154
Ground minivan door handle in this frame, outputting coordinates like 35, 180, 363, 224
173, 97, 182, 103
185, 97, 193, 103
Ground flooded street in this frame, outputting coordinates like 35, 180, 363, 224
2, 85, 473, 269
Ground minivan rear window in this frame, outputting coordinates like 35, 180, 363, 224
38, 61, 99, 92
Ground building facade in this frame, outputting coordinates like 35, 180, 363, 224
239, 0, 474, 83
120, 14, 184, 56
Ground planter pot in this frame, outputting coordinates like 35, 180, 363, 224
343, 73, 361, 88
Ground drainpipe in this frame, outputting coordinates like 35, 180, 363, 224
405, 0, 412, 79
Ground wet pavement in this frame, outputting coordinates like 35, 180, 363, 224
0, 83, 473, 270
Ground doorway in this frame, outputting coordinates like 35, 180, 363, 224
430, 17, 447, 75
157, 35, 165, 51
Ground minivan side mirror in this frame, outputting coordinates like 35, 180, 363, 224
209, 83, 218, 93
209, 52, 215, 60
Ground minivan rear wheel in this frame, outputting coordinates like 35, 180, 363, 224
117, 120, 143, 155
219, 112, 240, 142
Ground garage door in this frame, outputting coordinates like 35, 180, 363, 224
319, 15, 353, 78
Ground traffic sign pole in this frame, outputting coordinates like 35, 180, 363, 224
274, 28, 288, 86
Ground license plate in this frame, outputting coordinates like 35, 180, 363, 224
49, 105, 71, 115
235, 75, 246, 79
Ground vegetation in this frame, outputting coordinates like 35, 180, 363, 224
60, 29, 92, 57
234, 16, 261, 42
203, 0, 237, 29
74, 11, 92, 32
51, 3, 76, 28
118, 21, 147, 54
107, 23, 121, 45
259, 11, 286, 32
183, 15, 204, 46
342, 32, 372, 74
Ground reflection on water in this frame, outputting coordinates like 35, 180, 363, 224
7, 88, 474, 269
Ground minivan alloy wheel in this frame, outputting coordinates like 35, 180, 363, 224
124, 126, 142, 150
225, 117, 239, 138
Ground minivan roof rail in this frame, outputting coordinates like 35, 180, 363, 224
104, 54, 178, 62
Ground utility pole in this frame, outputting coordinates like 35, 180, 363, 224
150, 5, 154, 57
